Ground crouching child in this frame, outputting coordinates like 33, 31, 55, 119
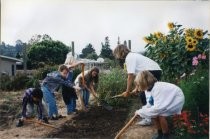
134, 71, 185, 139
16, 88, 48, 127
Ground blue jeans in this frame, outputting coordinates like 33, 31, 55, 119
41, 86, 58, 118
82, 89, 90, 107
66, 97, 76, 114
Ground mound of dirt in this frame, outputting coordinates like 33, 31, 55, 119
48, 106, 128, 138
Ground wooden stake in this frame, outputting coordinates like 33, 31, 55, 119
114, 114, 137, 139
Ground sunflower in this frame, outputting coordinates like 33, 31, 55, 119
194, 29, 203, 39
186, 43, 196, 51
143, 37, 150, 43
167, 22, 174, 30
185, 37, 193, 44
192, 39, 198, 46
155, 32, 163, 39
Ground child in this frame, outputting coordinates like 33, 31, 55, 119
16, 88, 48, 127
134, 71, 185, 139
41, 65, 80, 120
74, 67, 99, 111
63, 53, 84, 115
113, 44, 162, 126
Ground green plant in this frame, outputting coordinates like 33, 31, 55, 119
144, 22, 209, 82
178, 68, 209, 114
34, 65, 58, 80
97, 68, 129, 107
0, 74, 12, 90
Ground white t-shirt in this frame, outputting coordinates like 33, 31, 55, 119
125, 52, 161, 74
74, 70, 89, 86
136, 82, 185, 118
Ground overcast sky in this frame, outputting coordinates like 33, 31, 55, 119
1, 0, 210, 54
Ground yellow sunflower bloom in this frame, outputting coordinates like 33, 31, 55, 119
186, 43, 196, 51
167, 22, 174, 30
192, 39, 198, 46
143, 37, 150, 43
155, 32, 163, 39
194, 29, 203, 39
185, 37, 193, 44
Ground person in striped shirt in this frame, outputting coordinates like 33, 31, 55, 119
16, 88, 48, 127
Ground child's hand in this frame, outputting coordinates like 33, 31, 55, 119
135, 110, 140, 115
121, 91, 130, 97
73, 86, 81, 91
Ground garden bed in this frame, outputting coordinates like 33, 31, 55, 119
47, 106, 128, 138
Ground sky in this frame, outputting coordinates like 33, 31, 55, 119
1, 0, 210, 55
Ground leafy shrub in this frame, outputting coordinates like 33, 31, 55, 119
34, 65, 58, 80
178, 68, 209, 115
97, 68, 130, 107
0, 74, 12, 90
144, 22, 209, 82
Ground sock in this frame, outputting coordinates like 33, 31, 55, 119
162, 133, 170, 139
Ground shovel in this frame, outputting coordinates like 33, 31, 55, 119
96, 97, 113, 111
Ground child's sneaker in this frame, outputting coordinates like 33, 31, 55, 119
137, 118, 152, 126
42, 117, 49, 124
50, 116, 59, 120
16, 119, 24, 127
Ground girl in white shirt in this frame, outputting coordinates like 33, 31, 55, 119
75, 67, 99, 111
134, 71, 185, 139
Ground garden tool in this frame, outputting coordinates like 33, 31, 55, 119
96, 97, 113, 111
25, 119, 58, 129
114, 114, 138, 139
111, 94, 124, 99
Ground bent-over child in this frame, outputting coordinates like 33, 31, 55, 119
74, 67, 99, 111
16, 88, 48, 127
41, 65, 80, 120
134, 71, 184, 139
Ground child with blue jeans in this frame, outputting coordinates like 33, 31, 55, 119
41, 65, 80, 120
74, 67, 99, 111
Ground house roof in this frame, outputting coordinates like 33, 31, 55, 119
0, 55, 23, 62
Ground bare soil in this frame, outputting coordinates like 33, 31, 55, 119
0, 91, 156, 139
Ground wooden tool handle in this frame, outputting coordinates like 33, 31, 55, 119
25, 119, 58, 129
111, 94, 124, 99
114, 114, 137, 139
81, 64, 85, 85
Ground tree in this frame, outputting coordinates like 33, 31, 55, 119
86, 53, 98, 60
27, 40, 70, 68
28, 34, 52, 45
15, 40, 24, 57
81, 43, 97, 58
100, 36, 114, 59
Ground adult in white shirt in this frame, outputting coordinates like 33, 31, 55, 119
113, 44, 162, 125
135, 71, 185, 139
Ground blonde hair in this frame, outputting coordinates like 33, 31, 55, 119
134, 71, 157, 91
113, 45, 130, 59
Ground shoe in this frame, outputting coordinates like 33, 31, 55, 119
50, 116, 59, 120
58, 115, 66, 118
137, 118, 152, 126
42, 117, 49, 124
16, 119, 24, 127
152, 134, 162, 139
67, 112, 77, 115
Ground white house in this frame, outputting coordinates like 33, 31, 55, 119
0, 55, 23, 77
